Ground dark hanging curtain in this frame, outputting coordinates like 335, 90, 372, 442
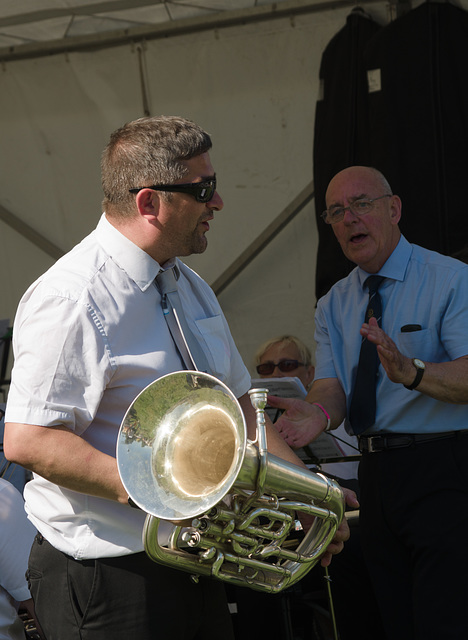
313, 1, 468, 301
365, 1, 468, 259
313, 8, 382, 300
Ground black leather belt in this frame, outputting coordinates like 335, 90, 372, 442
359, 430, 468, 453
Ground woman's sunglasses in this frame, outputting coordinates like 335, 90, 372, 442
256, 359, 304, 376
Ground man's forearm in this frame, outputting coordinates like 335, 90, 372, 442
398, 356, 468, 404
4, 422, 129, 504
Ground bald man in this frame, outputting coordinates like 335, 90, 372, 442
270, 166, 468, 639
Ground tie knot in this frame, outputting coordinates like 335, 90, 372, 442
365, 275, 385, 295
155, 267, 178, 295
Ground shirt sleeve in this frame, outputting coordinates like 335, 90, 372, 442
439, 266, 468, 359
314, 296, 339, 381
5, 287, 113, 434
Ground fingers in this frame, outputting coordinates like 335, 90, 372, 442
361, 316, 386, 343
321, 553, 332, 567
342, 487, 360, 510
320, 511, 351, 567
266, 394, 294, 409
363, 320, 397, 356
320, 534, 346, 567
274, 414, 289, 437
280, 432, 309, 449
320, 540, 344, 567
360, 320, 410, 383
275, 427, 306, 450
276, 418, 317, 449
335, 517, 351, 543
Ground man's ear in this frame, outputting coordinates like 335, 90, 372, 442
389, 194, 402, 225
135, 188, 159, 220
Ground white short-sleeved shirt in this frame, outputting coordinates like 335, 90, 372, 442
0, 479, 36, 640
6, 214, 251, 559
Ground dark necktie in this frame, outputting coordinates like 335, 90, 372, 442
155, 267, 210, 373
349, 275, 385, 435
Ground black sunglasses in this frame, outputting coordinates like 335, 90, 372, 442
256, 359, 305, 376
129, 177, 216, 203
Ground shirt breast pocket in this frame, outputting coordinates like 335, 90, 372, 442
397, 328, 434, 359
195, 315, 230, 381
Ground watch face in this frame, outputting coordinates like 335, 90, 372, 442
413, 358, 425, 369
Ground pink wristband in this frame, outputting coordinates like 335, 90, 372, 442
312, 402, 331, 432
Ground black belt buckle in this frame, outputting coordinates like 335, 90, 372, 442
367, 435, 385, 453
359, 435, 385, 453
361, 433, 421, 453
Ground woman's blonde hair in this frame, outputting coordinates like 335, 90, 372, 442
254, 335, 313, 367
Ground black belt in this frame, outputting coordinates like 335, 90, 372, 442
359, 430, 468, 453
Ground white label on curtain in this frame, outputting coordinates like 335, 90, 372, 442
367, 68, 382, 93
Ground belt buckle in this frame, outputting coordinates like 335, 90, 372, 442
368, 435, 384, 453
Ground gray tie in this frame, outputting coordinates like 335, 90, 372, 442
155, 267, 210, 373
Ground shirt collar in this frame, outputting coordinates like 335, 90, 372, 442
96, 213, 161, 291
356, 235, 412, 289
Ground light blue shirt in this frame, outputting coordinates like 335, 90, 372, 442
315, 236, 468, 435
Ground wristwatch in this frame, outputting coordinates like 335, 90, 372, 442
404, 358, 425, 390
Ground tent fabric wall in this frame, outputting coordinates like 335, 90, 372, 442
1, 6, 379, 376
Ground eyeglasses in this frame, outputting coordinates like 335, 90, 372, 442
321, 194, 392, 225
129, 177, 217, 203
256, 359, 305, 376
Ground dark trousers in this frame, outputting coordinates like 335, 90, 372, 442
327, 512, 385, 640
28, 535, 235, 640
359, 433, 468, 640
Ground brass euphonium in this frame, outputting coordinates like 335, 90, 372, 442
116, 371, 345, 594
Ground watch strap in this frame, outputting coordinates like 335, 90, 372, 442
404, 360, 425, 390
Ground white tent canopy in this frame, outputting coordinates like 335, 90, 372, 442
0, 0, 418, 377
0, 0, 394, 52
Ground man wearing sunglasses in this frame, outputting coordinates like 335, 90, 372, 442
270, 166, 468, 640
3, 116, 355, 640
